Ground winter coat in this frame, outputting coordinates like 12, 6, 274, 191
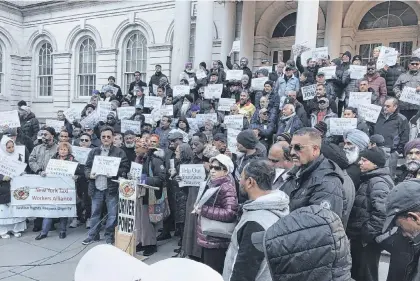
195, 98, 214, 114
251, 107, 278, 125
28, 142, 59, 174
148, 72, 167, 95
254, 90, 280, 112
394, 70, 420, 111
296, 55, 319, 84
379, 64, 405, 97
223, 190, 289, 281
366, 73, 387, 105
128, 79, 147, 95
250, 119, 275, 148
263, 205, 352, 281
84, 145, 130, 196
307, 96, 338, 115
374, 111, 410, 153
310, 109, 337, 128
357, 117, 370, 135
276, 114, 303, 136
20, 112, 40, 141
342, 69, 359, 102
280, 155, 345, 218
274, 75, 300, 100
294, 101, 309, 126
197, 175, 238, 249
347, 167, 393, 242
347, 163, 362, 191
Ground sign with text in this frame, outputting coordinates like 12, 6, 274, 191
251, 77, 267, 91
231, 40, 240, 53
117, 107, 135, 120
349, 65, 367, 80
144, 96, 162, 109
80, 111, 99, 128
179, 164, 206, 187
98, 101, 112, 121
292, 43, 310, 56
121, 120, 141, 135
129, 162, 143, 181
301, 84, 317, 101
173, 85, 190, 97
118, 179, 137, 235
226, 70, 244, 81
218, 98, 236, 112
224, 115, 243, 130
204, 84, 223, 99
45, 119, 64, 133
10, 175, 76, 218
159, 105, 174, 117
318, 66, 337, 80
312, 47, 329, 60
377, 46, 398, 69
72, 146, 91, 165
188, 78, 195, 89
329, 118, 357, 135
400, 87, 420, 105
143, 114, 153, 125
101, 85, 119, 96
0, 154, 27, 178
227, 128, 240, 154
195, 113, 218, 127
358, 103, 382, 123
46, 159, 78, 177
0, 110, 20, 130
348, 92, 372, 108
91, 156, 122, 177
63, 108, 81, 123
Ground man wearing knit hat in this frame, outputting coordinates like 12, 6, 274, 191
395, 138, 420, 184
347, 147, 394, 281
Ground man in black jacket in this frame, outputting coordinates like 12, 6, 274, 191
82, 126, 130, 245
379, 63, 405, 97
128, 71, 147, 95
122, 130, 136, 163
19, 106, 40, 142
148, 65, 167, 95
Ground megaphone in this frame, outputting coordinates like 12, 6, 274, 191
75, 244, 224, 281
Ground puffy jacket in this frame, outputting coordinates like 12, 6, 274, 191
280, 155, 345, 218
294, 101, 309, 126
263, 205, 352, 281
20, 112, 40, 141
197, 175, 238, 249
274, 75, 300, 100
394, 70, 420, 111
374, 111, 410, 153
310, 109, 337, 129
276, 114, 303, 136
347, 167, 393, 242
28, 142, 58, 174
379, 64, 405, 97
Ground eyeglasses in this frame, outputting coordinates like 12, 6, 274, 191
42, 133, 49, 137
261, 112, 268, 115
318, 100, 326, 104
80, 138, 90, 142
290, 144, 311, 152
210, 165, 223, 171
367, 68, 375, 71
411, 63, 419, 66
101, 135, 112, 139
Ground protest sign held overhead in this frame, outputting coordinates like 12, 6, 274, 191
231, 40, 240, 53
45, 119, 64, 133
318, 66, 336, 80
349, 65, 367, 80
226, 70, 243, 81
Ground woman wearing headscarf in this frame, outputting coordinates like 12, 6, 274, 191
0, 137, 27, 239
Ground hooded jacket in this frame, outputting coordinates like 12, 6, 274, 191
280, 155, 345, 219
366, 73, 387, 105
20, 112, 40, 141
262, 205, 352, 281
394, 70, 420, 111
223, 190, 290, 281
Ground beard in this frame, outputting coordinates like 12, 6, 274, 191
125, 142, 135, 148
407, 160, 420, 172
344, 146, 360, 165
181, 103, 190, 116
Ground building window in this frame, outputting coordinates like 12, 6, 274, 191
0, 45, 3, 95
124, 32, 147, 94
359, 43, 382, 65
78, 38, 96, 97
272, 12, 296, 38
38, 42, 53, 97
359, 1, 417, 30
389, 41, 413, 69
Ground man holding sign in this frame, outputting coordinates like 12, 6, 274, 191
82, 126, 130, 245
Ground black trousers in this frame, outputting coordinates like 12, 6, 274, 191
162, 184, 177, 235
202, 248, 227, 275
351, 239, 382, 281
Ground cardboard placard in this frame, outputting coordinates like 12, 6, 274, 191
377, 46, 398, 69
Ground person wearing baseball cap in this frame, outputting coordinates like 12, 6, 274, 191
347, 147, 394, 281
213, 133, 227, 154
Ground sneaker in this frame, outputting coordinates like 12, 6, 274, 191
82, 234, 100, 245
86, 219, 91, 229
12, 232, 22, 238
69, 218, 79, 228
1, 234, 10, 239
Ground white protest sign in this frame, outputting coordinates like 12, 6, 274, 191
143, 114, 153, 125
160, 105, 174, 117
204, 84, 223, 99
118, 179, 137, 235
358, 103, 382, 123
231, 40, 240, 53
91, 156, 122, 177
129, 162, 143, 181
196, 69, 207, 80
10, 175, 76, 218
195, 113, 218, 127
350, 65, 367, 80
188, 78, 195, 89
0, 154, 26, 178
173, 85, 190, 97
318, 66, 337, 80
251, 77, 267, 91
179, 164, 206, 187
152, 84, 158, 95
228, 128, 240, 154
348, 92, 372, 108
312, 47, 329, 60
97, 101, 112, 121
0, 110, 20, 130
80, 111, 99, 128
63, 108, 81, 123
72, 146, 91, 165
377, 46, 398, 69
224, 115, 243, 130
329, 118, 357, 136
414, 48, 420, 58
45, 119, 64, 133
46, 159, 78, 177
292, 43, 311, 56
187, 118, 199, 133
144, 96, 162, 109
121, 120, 141, 135
301, 84, 317, 101
101, 85, 119, 96
226, 70, 243, 81
400, 87, 420, 105
117, 107, 135, 120
218, 98, 236, 112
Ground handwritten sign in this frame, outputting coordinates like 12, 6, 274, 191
121, 120, 141, 135
224, 115, 243, 130
329, 118, 357, 135
129, 162, 143, 181
218, 98, 236, 112
46, 159, 78, 177
91, 156, 122, 177
0, 110, 20, 130
301, 84, 317, 101
227, 128, 240, 154
195, 113, 218, 127
63, 108, 81, 123
143, 114, 153, 125
350, 65, 367, 80
400, 87, 420, 105
118, 179, 137, 235
117, 107, 135, 120
358, 103, 382, 123
71, 146, 91, 165
377, 46, 398, 69
204, 84, 223, 99
231, 40, 240, 53
159, 105, 174, 117
251, 77, 267, 91
196, 69, 207, 80
0, 154, 27, 178
45, 119, 64, 133
292, 43, 310, 56
312, 47, 329, 60
101, 85, 119, 96
144, 96, 162, 109
179, 164, 206, 187
348, 92, 372, 108
173, 85, 190, 97
318, 66, 336, 80
226, 70, 244, 81
80, 111, 99, 128
97, 101, 112, 121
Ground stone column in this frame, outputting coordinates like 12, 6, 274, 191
220, 1, 236, 62
170, 0, 191, 85
324, 1, 343, 58
96, 48, 118, 88
240, 0, 256, 68
194, 0, 214, 69
295, 0, 319, 65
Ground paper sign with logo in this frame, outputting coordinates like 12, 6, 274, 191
117, 107, 135, 120
400, 87, 420, 105
46, 159, 78, 177
204, 84, 223, 99
97, 101, 112, 121
224, 115, 243, 130
349, 65, 367, 80
251, 77, 267, 91
226, 70, 243, 81
312, 47, 329, 60
173, 85, 190, 97
144, 96, 162, 109
121, 120, 141, 135
358, 103, 382, 123
0, 154, 27, 178
91, 156, 122, 177
10, 175, 76, 218
0, 110, 20, 130
179, 164, 206, 187
218, 98, 236, 112
301, 84, 317, 101
63, 108, 81, 123
159, 105, 174, 117
348, 92, 372, 108
329, 118, 357, 135
80, 111, 99, 128
72, 146, 91, 165
118, 179, 137, 235
231, 40, 240, 53
227, 128, 240, 154
318, 66, 337, 80
377, 46, 398, 69
45, 119, 64, 133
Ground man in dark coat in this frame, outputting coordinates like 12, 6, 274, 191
396, 139, 420, 184
148, 64, 167, 95
379, 63, 405, 97
122, 130, 136, 163
128, 71, 147, 95
226, 56, 252, 87
19, 106, 40, 141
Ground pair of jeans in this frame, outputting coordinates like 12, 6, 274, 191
88, 189, 118, 241
41, 218, 68, 235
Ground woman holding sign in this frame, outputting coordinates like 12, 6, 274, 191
0, 137, 27, 239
